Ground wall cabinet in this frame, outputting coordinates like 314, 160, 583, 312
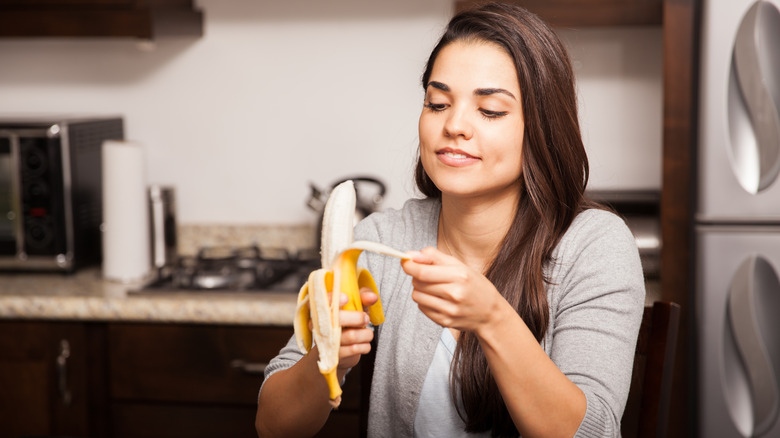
0, 320, 364, 438
455, 0, 663, 26
0, 0, 203, 39
0, 0, 662, 40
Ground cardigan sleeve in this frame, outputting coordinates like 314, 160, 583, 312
546, 210, 646, 437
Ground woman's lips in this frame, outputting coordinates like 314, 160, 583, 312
436, 148, 480, 167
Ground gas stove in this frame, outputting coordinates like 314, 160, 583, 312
137, 245, 320, 293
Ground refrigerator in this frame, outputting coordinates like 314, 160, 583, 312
697, 0, 780, 437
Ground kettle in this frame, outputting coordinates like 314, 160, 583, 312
307, 176, 386, 244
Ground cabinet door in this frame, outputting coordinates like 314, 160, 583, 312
0, 321, 90, 437
107, 323, 364, 438
0, 0, 203, 38
108, 323, 290, 438
109, 323, 292, 404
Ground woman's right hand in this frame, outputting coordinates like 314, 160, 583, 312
257, 288, 377, 438
336, 288, 377, 372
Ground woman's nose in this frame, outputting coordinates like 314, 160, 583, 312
443, 106, 474, 139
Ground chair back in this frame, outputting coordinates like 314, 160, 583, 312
621, 301, 681, 438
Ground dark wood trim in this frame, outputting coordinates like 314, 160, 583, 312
661, 0, 699, 437
0, 0, 202, 39
455, 0, 663, 26
0, 10, 153, 38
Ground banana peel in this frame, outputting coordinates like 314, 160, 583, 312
294, 181, 408, 408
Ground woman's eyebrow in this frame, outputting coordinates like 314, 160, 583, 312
428, 81, 450, 92
475, 88, 516, 100
427, 81, 517, 100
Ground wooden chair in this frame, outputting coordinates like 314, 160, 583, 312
621, 301, 681, 438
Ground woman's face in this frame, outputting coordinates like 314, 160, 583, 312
419, 40, 525, 201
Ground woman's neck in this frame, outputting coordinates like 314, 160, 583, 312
438, 191, 518, 273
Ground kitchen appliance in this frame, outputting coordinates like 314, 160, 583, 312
149, 185, 178, 278
307, 176, 386, 247
137, 245, 319, 293
697, 1, 780, 437
0, 116, 124, 272
587, 190, 661, 279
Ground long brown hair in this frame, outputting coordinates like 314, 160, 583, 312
415, 3, 596, 435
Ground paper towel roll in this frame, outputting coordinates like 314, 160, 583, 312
102, 140, 150, 282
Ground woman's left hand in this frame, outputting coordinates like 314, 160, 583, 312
401, 246, 504, 332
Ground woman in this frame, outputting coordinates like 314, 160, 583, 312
256, 3, 645, 437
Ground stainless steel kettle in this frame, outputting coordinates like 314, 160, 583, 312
148, 185, 178, 279
307, 176, 386, 244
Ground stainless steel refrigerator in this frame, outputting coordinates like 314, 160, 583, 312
697, 0, 780, 437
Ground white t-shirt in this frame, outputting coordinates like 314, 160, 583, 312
413, 328, 491, 437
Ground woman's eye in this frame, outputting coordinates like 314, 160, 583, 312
424, 102, 447, 112
480, 109, 508, 119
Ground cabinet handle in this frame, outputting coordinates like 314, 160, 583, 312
56, 339, 72, 406
230, 359, 268, 375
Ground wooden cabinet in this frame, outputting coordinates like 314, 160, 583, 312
0, 0, 203, 39
0, 0, 661, 40
0, 321, 94, 437
660, 1, 697, 437
455, 0, 663, 26
0, 320, 365, 438
106, 323, 290, 438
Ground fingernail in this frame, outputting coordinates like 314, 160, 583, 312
364, 314, 370, 325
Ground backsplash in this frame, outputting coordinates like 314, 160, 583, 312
177, 223, 317, 256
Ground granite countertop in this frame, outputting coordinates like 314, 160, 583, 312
0, 268, 298, 326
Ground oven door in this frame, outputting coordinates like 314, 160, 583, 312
0, 132, 22, 257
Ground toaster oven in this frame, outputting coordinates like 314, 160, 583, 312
0, 116, 124, 272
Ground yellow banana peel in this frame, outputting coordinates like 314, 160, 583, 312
294, 181, 407, 408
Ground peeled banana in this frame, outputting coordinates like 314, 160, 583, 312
294, 180, 407, 408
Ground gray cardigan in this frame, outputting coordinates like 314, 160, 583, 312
262, 198, 645, 437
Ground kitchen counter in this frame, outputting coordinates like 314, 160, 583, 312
0, 268, 661, 325
0, 268, 298, 326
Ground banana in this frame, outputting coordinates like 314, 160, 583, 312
294, 180, 408, 408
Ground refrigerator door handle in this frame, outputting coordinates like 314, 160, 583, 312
727, 255, 780, 436
729, 0, 780, 194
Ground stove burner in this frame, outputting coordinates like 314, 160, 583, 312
142, 245, 319, 293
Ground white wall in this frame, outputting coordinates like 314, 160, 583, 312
0, 0, 662, 225
559, 27, 663, 192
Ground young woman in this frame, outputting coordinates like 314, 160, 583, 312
256, 3, 645, 437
